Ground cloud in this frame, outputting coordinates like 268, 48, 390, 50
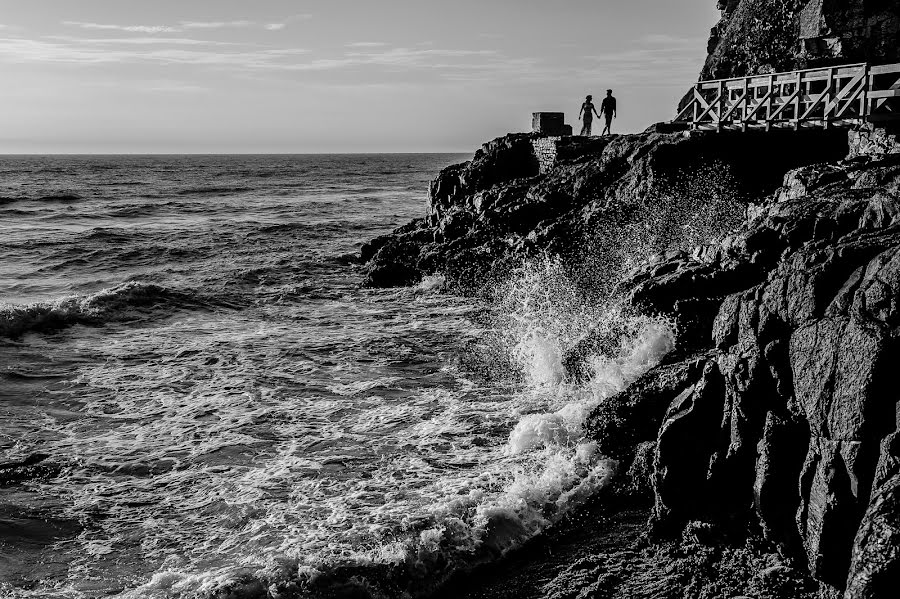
63, 21, 179, 34
0, 33, 543, 85
0, 36, 306, 68
62, 19, 305, 34
48, 35, 242, 46
178, 20, 254, 29
346, 42, 387, 48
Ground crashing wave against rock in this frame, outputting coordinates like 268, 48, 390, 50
357, 131, 900, 598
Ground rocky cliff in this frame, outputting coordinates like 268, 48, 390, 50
360, 123, 900, 596
363, 129, 849, 292
357, 3, 900, 596
580, 148, 900, 598
703, 0, 900, 80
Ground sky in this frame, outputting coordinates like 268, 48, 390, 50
0, 1, 720, 153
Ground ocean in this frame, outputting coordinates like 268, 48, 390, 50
0, 154, 673, 598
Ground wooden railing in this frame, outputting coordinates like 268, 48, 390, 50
673, 62, 900, 131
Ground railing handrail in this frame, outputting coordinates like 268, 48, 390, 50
673, 61, 900, 130
692, 63, 869, 87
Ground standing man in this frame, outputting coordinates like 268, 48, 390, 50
601, 89, 617, 135
578, 95, 600, 136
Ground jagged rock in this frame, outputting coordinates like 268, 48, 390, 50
586, 353, 710, 463
364, 129, 848, 289
596, 153, 900, 593
702, 1, 900, 81
845, 472, 900, 598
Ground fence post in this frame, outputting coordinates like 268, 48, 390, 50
824, 66, 834, 128
861, 63, 870, 123
693, 82, 700, 130
742, 77, 749, 132
718, 80, 726, 131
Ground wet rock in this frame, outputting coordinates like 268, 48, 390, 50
587, 353, 709, 464
845, 472, 900, 599
601, 154, 900, 593
363, 129, 847, 289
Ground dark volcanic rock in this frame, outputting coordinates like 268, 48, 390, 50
363, 129, 848, 290
587, 152, 900, 595
702, 0, 900, 80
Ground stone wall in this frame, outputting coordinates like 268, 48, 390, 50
849, 123, 900, 158
531, 136, 560, 174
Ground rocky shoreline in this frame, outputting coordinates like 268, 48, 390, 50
359, 2, 900, 594
359, 111, 900, 599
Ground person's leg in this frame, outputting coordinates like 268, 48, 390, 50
603, 116, 612, 135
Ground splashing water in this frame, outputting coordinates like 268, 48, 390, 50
1, 155, 682, 599
499, 254, 674, 455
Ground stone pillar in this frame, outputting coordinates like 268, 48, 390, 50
532, 112, 569, 136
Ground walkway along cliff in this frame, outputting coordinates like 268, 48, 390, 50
359, 2, 900, 597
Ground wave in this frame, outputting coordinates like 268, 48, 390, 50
0, 194, 82, 204
38, 193, 82, 202
118, 255, 674, 599
175, 186, 255, 196
0, 281, 189, 338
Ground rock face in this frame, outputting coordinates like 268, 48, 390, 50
363, 129, 849, 290
583, 151, 900, 595
703, 0, 900, 80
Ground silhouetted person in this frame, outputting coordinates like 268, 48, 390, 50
601, 89, 617, 135
578, 95, 600, 136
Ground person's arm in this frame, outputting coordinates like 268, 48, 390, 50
594, 105, 601, 118
578, 104, 584, 119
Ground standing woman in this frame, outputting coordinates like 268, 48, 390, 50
578, 94, 600, 136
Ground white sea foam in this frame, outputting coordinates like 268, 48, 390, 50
415, 273, 446, 293
501, 255, 674, 455
6, 253, 672, 599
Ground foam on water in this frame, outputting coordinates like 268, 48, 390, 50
1, 156, 680, 599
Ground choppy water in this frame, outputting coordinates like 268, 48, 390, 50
0, 155, 672, 598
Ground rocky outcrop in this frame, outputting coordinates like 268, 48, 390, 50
703, 1, 900, 80
582, 152, 900, 595
363, 129, 849, 291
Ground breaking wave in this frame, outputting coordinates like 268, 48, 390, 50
118, 255, 673, 599
0, 281, 190, 338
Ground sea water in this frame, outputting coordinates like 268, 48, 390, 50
0, 155, 673, 597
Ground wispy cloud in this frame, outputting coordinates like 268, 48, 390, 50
48, 35, 242, 46
0, 33, 545, 84
62, 19, 307, 34
178, 20, 253, 29
63, 21, 179, 34
0, 36, 306, 68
